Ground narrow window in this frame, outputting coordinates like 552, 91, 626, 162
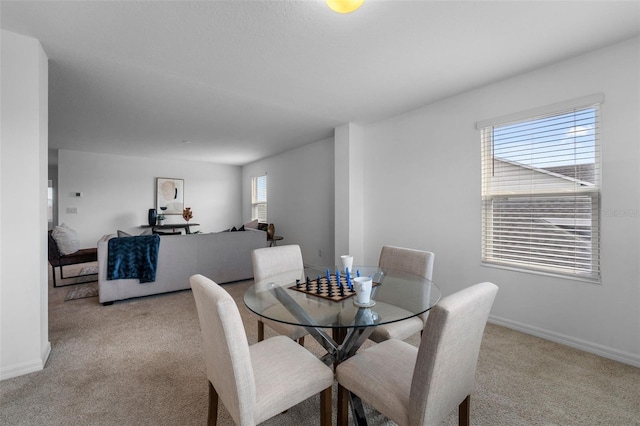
252, 174, 267, 222
480, 99, 601, 281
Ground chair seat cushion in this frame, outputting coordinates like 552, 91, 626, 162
336, 339, 417, 425
57, 248, 98, 266
260, 317, 308, 341
368, 315, 424, 343
250, 336, 334, 424
261, 303, 339, 340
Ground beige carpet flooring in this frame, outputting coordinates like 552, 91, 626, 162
1, 263, 639, 425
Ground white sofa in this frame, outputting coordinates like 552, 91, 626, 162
97, 229, 268, 305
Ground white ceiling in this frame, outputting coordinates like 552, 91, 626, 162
2, 1, 639, 166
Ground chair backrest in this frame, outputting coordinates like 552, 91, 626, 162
252, 244, 304, 284
409, 282, 498, 425
378, 246, 435, 316
190, 274, 257, 425
378, 245, 434, 280
48, 230, 62, 263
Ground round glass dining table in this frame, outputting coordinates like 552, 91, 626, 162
244, 265, 441, 365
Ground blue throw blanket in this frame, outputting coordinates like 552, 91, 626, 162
107, 235, 161, 283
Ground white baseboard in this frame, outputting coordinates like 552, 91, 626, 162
0, 341, 51, 381
41, 341, 51, 368
489, 315, 640, 368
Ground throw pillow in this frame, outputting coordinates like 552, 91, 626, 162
244, 219, 259, 229
118, 229, 152, 238
52, 223, 80, 255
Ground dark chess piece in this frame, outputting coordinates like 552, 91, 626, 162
306, 277, 311, 291
339, 286, 345, 297
296, 279, 301, 289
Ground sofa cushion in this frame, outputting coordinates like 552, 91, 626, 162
52, 223, 80, 255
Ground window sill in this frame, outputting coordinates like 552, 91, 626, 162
481, 261, 602, 285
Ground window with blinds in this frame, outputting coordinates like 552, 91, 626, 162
480, 97, 601, 281
252, 174, 267, 222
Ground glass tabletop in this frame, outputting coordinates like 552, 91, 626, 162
244, 265, 441, 329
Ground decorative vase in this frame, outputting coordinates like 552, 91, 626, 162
182, 207, 193, 222
148, 208, 157, 226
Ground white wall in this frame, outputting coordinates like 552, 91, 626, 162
360, 37, 640, 366
334, 124, 366, 264
242, 138, 335, 267
58, 150, 242, 247
0, 30, 50, 380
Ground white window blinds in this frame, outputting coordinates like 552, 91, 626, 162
480, 98, 601, 281
252, 175, 267, 222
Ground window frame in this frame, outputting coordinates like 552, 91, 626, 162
478, 95, 603, 283
251, 174, 267, 223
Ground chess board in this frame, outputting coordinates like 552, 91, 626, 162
289, 275, 375, 302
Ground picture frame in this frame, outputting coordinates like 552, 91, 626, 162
156, 177, 184, 215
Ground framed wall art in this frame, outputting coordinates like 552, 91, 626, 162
156, 177, 184, 215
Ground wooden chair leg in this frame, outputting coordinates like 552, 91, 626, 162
208, 381, 218, 426
257, 320, 264, 342
320, 386, 332, 426
298, 336, 305, 346
337, 384, 349, 426
459, 394, 470, 426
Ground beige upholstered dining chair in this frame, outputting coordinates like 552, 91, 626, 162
251, 245, 309, 345
336, 281, 498, 426
369, 245, 435, 342
190, 274, 333, 426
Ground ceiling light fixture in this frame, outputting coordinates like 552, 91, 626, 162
326, 0, 364, 14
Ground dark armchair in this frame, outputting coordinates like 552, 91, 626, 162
47, 230, 97, 287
